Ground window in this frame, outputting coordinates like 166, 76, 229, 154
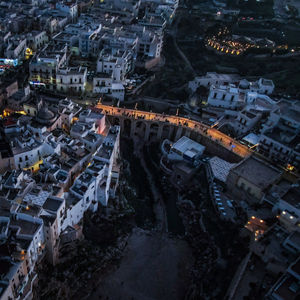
19, 157, 22, 162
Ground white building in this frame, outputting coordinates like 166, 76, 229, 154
111, 83, 125, 101
78, 109, 106, 134
29, 44, 68, 90
188, 72, 239, 93
167, 136, 205, 163
5, 36, 27, 59
64, 125, 120, 226
232, 108, 262, 136
56, 2, 78, 21
239, 78, 275, 95
136, 28, 163, 58
207, 84, 243, 109
27, 31, 48, 51
258, 100, 300, 170
96, 49, 133, 82
56, 66, 87, 94
257, 78, 275, 95
11, 134, 59, 171
93, 74, 113, 94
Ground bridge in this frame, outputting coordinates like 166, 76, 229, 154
94, 103, 251, 160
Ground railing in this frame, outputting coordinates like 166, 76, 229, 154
95, 103, 251, 158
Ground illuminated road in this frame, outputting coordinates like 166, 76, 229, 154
95, 103, 251, 158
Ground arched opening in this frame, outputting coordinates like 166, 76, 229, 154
150, 122, 159, 131
149, 123, 160, 141
112, 117, 120, 126
180, 128, 187, 138
190, 130, 199, 141
161, 124, 171, 139
134, 120, 146, 138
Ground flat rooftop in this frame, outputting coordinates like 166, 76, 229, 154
277, 100, 300, 123
231, 156, 281, 189
209, 156, 236, 183
172, 136, 205, 156
282, 187, 300, 207
42, 196, 63, 212
10, 219, 40, 236
261, 78, 273, 86
271, 275, 300, 300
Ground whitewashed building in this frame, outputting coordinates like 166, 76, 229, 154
56, 66, 87, 94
